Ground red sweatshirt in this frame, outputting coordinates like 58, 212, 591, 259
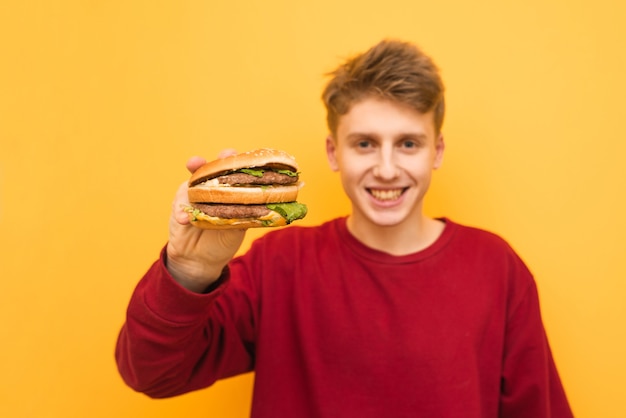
116, 218, 573, 417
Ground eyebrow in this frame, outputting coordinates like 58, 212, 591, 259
398, 132, 428, 142
345, 132, 374, 141
345, 132, 429, 141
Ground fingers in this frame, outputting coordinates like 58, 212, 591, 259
186, 156, 207, 174
172, 180, 191, 225
180, 149, 239, 224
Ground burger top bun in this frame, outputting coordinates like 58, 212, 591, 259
189, 148, 299, 187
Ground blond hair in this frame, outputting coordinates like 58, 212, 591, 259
322, 39, 445, 136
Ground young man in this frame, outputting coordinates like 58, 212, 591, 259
116, 40, 573, 417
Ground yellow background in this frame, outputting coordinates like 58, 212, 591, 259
1, 1, 624, 417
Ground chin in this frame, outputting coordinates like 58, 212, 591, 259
360, 209, 417, 228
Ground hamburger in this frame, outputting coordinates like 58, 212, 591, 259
184, 148, 308, 229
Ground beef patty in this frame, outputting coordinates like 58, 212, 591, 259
217, 171, 298, 186
190, 203, 271, 219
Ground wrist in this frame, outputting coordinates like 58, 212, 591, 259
164, 253, 227, 293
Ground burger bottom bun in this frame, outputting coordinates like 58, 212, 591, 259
185, 207, 288, 229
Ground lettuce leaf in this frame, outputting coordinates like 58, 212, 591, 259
236, 168, 299, 177
239, 168, 265, 177
266, 202, 308, 224
276, 169, 299, 177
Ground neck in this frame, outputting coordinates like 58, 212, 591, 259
346, 213, 444, 256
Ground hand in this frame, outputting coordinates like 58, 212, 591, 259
166, 149, 246, 292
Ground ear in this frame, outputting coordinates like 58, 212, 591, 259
326, 135, 340, 171
433, 133, 445, 169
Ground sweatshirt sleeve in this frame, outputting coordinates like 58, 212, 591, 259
115, 246, 255, 398
499, 277, 573, 418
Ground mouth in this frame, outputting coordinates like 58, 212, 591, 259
367, 188, 407, 202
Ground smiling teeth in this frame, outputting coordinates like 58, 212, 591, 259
370, 189, 403, 201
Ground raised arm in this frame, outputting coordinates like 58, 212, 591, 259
115, 151, 255, 398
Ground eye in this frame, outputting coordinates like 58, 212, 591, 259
351, 136, 377, 151
399, 139, 421, 150
397, 135, 425, 151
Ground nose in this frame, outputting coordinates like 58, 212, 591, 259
372, 147, 400, 180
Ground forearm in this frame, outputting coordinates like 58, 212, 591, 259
115, 250, 244, 397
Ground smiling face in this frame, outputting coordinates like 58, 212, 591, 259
326, 97, 444, 232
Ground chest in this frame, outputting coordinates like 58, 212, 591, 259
259, 255, 507, 373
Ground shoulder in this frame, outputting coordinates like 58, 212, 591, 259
445, 218, 517, 253
260, 217, 342, 240
247, 217, 345, 254
233, 218, 347, 276
443, 219, 536, 304
443, 218, 532, 275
